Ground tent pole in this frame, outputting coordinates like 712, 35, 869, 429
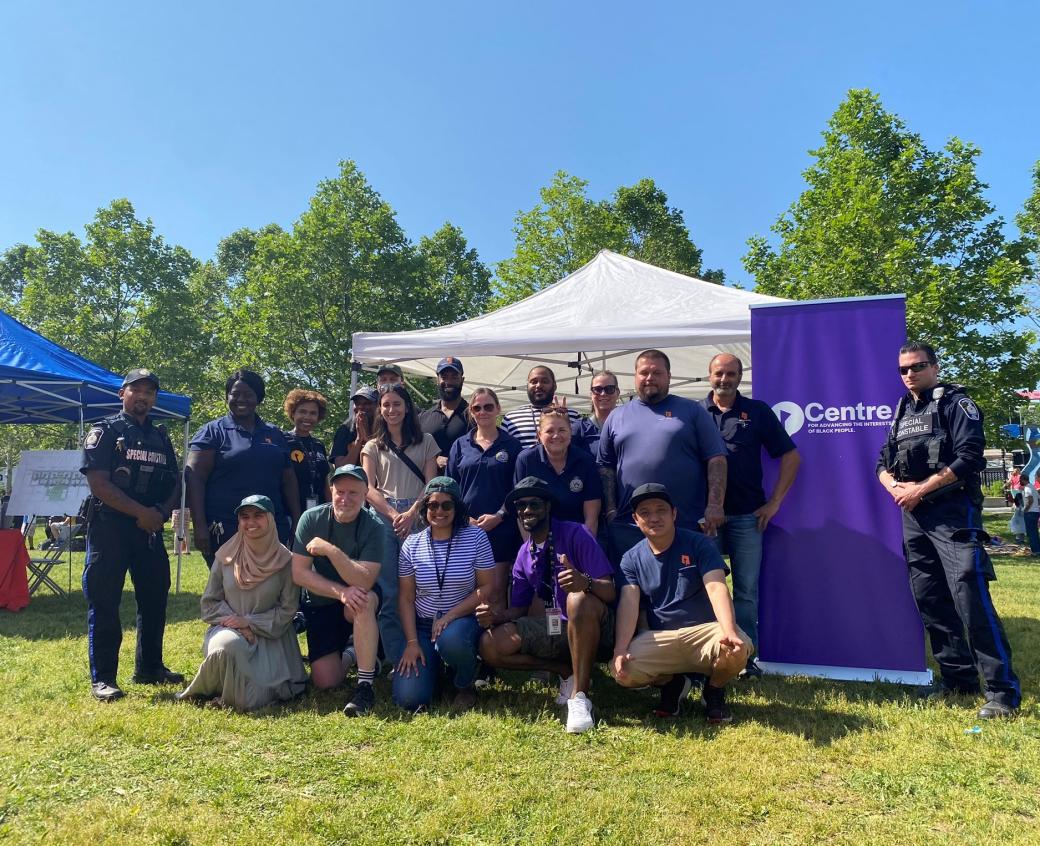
176, 418, 189, 594
349, 363, 360, 417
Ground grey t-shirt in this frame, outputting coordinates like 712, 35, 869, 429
292, 503, 385, 606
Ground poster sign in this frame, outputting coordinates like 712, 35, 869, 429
8, 451, 89, 518
751, 296, 929, 683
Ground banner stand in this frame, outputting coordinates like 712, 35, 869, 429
758, 662, 931, 685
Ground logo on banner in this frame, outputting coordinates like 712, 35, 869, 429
772, 400, 894, 436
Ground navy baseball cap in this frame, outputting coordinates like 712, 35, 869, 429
436, 356, 464, 375
351, 386, 378, 403
330, 464, 369, 486
235, 494, 275, 515
122, 368, 160, 389
630, 483, 674, 510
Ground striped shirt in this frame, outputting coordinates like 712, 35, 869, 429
501, 405, 582, 450
399, 525, 495, 619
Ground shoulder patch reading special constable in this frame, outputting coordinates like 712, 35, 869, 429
958, 397, 980, 421
84, 427, 104, 449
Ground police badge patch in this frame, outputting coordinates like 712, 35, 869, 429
84, 427, 103, 449
958, 398, 980, 421
495, 450, 509, 463
569, 477, 584, 493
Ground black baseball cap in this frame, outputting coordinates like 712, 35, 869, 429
330, 464, 369, 486
629, 483, 673, 510
377, 364, 403, 378
505, 476, 556, 514
436, 356, 464, 375
122, 368, 160, 389
351, 386, 378, 403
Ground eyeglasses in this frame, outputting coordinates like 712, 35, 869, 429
898, 361, 933, 375
471, 403, 497, 413
426, 500, 455, 512
513, 498, 546, 512
591, 385, 618, 396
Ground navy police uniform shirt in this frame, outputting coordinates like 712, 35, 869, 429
620, 528, 727, 631
189, 414, 291, 524
447, 428, 522, 519
513, 444, 603, 525
81, 411, 179, 512
699, 390, 797, 515
284, 431, 330, 511
419, 399, 470, 458
571, 416, 603, 456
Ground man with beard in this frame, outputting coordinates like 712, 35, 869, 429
331, 386, 378, 468
501, 366, 580, 449
292, 464, 384, 716
598, 350, 728, 558
477, 477, 616, 733
419, 357, 470, 471
699, 353, 800, 676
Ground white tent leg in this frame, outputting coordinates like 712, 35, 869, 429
175, 418, 189, 594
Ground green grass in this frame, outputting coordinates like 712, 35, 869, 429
1, 528, 1038, 846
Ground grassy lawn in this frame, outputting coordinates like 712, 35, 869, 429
1, 521, 1037, 846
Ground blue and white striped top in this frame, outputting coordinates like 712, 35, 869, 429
399, 525, 495, 620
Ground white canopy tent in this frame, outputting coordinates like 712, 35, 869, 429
352, 250, 787, 409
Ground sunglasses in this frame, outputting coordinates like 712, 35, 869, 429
513, 498, 546, 512
471, 402, 498, 413
591, 385, 618, 395
426, 500, 456, 512
898, 361, 933, 375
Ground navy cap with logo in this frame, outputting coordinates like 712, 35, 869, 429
235, 494, 275, 515
330, 464, 369, 486
376, 364, 403, 378
122, 368, 160, 389
351, 386, 378, 403
436, 356, 464, 375
629, 483, 674, 510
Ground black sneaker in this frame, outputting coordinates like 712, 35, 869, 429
739, 658, 763, 679
978, 697, 1018, 719
701, 684, 732, 725
132, 666, 185, 685
343, 682, 375, 717
654, 674, 694, 717
91, 681, 125, 702
917, 681, 980, 701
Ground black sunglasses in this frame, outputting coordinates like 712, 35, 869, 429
426, 500, 455, 512
513, 498, 546, 512
591, 385, 618, 395
471, 402, 497, 413
898, 361, 933, 375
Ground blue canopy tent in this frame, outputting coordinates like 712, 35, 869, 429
0, 309, 193, 590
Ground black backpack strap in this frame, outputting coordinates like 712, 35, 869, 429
385, 440, 427, 486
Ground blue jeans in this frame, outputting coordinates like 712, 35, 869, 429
375, 506, 408, 667
1024, 511, 1040, 555
714, 513, 763, 649
392, 615, 481, 710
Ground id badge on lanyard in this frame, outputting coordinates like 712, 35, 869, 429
546, 606, 562, 636
306, 496, 318, 510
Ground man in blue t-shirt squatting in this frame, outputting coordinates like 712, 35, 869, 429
612, 483, 752, 724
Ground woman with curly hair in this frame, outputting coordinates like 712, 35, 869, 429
283, 388, 331, 516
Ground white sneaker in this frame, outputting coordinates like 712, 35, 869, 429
555, 675, 575, 705
566, 692, 595, 734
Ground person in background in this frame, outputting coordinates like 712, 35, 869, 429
419, 357, 469, 471
393, 477, 496, 712
514, 408, 601, 537
331, 387, 378, 469
573, 370, 621, 456
283, 389, 331, 514
501, 366, 580, 449
1022, 475, 1040, 556
178, 495, 307, 711
186, 369, 301, 564
377, 364, 404, 387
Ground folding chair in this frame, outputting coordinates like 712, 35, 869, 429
23, 515, 71, 597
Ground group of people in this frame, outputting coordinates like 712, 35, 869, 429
76, 341, 1022, 731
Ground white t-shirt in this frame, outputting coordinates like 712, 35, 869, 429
1023, 482, 1039, 513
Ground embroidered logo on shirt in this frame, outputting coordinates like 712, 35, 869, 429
495, 450, 509, 463
958, 398, 980, 421
84, 428, 103, 449
290, 449, 305, 463
680, 554, 693, 568
664, 411, 673, 418
569, 477, 584, 493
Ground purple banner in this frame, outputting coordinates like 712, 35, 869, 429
751, 296, 927, 678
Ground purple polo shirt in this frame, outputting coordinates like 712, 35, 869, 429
510, 519, 613, 621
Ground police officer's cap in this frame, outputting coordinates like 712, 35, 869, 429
436, 357, 464, 375
630, 483, 674, 510
235, 494, 275, 515
330, 464, 369, 486
122, 368, 160, 389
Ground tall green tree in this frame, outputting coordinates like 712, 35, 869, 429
1016, 160, 1040, 333
495, 172, 718, 306
744, 89, 1039, 429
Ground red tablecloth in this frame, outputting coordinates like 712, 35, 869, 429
0, 529, 30, 611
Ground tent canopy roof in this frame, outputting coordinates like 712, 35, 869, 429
0, 310, 191, 423
352, 250, 786, 409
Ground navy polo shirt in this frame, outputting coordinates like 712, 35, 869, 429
419, 399, 470, 457
513, 444, 603, 525
571, 416, 603, 456
620, 528, 726, 631
447, 428, 522, 518
189, 414, 291, 524
284, 431, 330, 511
699, 391, 796, 515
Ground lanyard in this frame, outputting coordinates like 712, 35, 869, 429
530, 529, 556, 607
426, 530, 454, 617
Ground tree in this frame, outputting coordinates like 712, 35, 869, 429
744, 89, 1040, 431
1016, 160, 1040, 333
495, 172, 719, 306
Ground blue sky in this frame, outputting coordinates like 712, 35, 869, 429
2, 2, 1038, 287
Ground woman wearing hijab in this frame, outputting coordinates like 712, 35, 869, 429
178, 495, 307, 711
393, 477, 495, 712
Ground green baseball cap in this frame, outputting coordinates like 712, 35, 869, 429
424, 476, 461, 499
330, 464, 369, 486
235, 494, 275, 515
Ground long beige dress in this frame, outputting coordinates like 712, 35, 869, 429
179, 562, 307, 711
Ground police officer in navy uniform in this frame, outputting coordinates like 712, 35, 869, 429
81, 368, 184, 701
877, 342, 1020, 718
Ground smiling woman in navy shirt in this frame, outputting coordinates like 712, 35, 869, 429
186, 369, 302, 565
513, 408, 602, 536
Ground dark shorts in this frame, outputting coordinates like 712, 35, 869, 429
514, 606, 615, 663
301, 587, 382, 662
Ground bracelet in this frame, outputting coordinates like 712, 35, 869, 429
406, 638, 419, 644
584, 574, 594, 594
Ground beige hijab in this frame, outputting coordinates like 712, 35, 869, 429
215, 512, 292, 590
